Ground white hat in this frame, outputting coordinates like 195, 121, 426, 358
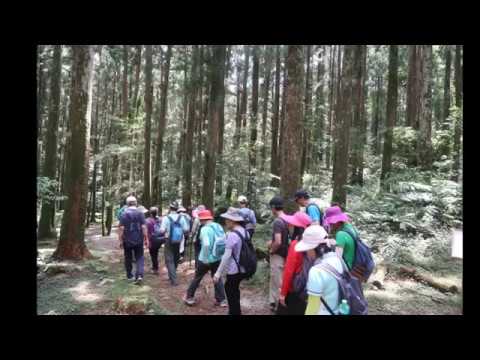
295, 225, 329, 252
237, 195, 248, 203
126, 196, 137, 205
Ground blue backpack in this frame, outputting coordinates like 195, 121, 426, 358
342, 227, 375, 283
208, 224, 226, 259
168, 215, 184, 244
122, 208, 144, 247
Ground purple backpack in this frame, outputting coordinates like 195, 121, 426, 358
317, 257, 368, 315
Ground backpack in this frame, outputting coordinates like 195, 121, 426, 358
231, 229, 257, 280
306, 203, 324, 226
276, 218, 291, 258
317, 257, 368, 315
168, 215, 184, 244
206, 223, 226, 259
123, 208, 144, 247
117, 205, 127, 221
292, 254, 322, 301
342, 227, 375, 282
151, 217, 165, 245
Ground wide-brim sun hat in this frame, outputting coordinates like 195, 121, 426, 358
295, 225, 329, 252
280, 211, 312, 229
197, 209, 213, 220
220, 207, 245, 222
323, 206, 350, 227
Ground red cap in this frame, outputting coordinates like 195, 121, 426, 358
197, 209, 213, 220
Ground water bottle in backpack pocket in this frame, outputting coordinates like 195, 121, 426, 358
168, 215, 184, 244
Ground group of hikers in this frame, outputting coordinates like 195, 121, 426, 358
116, 189, 374, 316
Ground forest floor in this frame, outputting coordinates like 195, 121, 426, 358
37, 223, 462, 315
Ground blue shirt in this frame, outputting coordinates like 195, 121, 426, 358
306, 202, 322, 223
239, 207, 256, 230
160, 212, 190, 238
306, 252, 344, 315
198, 222, 225, 264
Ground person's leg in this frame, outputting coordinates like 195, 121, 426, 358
124, 246, 133, 279
164, 242, 177, 285
134, 244, 144, 279
172, 243, 180, 269
194, 241, 201, 270
269, 254, 285, 309
225, 274, 242, 315
179, 235, 185, 257
210, 261, 226, 303
186, 261, 209, 299
149, 242, 160, 272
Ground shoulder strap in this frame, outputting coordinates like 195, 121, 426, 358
231, 229, 246, 272
320, 297, 336, 315
342, 227, 358, 242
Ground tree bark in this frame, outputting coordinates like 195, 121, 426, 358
202, 46, 226, 211
37, 45, 47, 173
452, 45, 463, 181
418, 45, 433, 171
38, 45, 62, 240
406, 45, 422, 130
331, 45, 355, 210
326, 45, 336, 170
53, 46, 94, 260
240, 45, 250, 131
261, 45, 272, 173
153, 45, 172, 206
442, 46, 452, 129
301, 45, 312, 176
143, 45, 153, 207
279, 46, 288, 177
247, 45, 260, 206
280, 45, 304, 214
133, 45, 142, 118
381, 45, 399, 186
183, 45, 199, 208
270, 45, 281, 187
313, 46, 326, 169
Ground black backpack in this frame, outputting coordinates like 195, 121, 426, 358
231, 229, 257, 280
292, 254, 322, 301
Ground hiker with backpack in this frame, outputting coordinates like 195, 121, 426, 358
267, 196, 290, 313
178, 206, 192, 263
294, 189, 323, 225
190, 205, 206, 268
160, 201, 190, 286
323, 206, 374, 283
237, 195, 257, 240
214, 207, 257, 315
145, 207, 165, 275
118, 196, 148, 284
277, 211, 312, 315
183, 209, 227, 307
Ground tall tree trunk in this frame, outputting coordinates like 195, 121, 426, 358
38, 45, 62, 240
350, 45, 366, 185
301, 45, 312, 177
452, 45, 463, 181
331, 45, 355, 209
270, 45, 281, 187
332, 45, 343, 181
183, 45, 199, 208
37, 45, 47, 174
442, 45, 452, 130
406, 45, 422, 130
418, 45, 433, 171
133, 45, 142, 118
195, 46, 205, 203
279, 46, 288, 177
202, 45, 226, 211
143, 45, 153, 207
314, 46, 326, 169
53, 45, 94, 260
240, 45, 250, 131
261, 45, 272, 172
280, 45, 304, 214
153, 45, 172, 206
326, 45, 336, 170
247, 45, 260, 206
381, 45, 399, 186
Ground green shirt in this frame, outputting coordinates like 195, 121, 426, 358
335, 223, 357, 270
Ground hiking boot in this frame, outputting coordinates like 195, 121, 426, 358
178, 257, 184, 264
214, 300, 228, 307
184, 297, 195, 306
135, 277, 143, 284
127, 276, 135, 282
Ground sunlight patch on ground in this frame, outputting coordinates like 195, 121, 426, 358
64, 280, 104, 303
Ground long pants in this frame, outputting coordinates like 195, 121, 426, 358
269, 254, 285, 305
186, 261, 226, 303
194, 240, 201, 269
124, 244, 144, 279
164, 241, 181, 285
285, 292, 307, 315
180, 235, 186, 255
149, 241, 162, 271
225, 273, 245, 315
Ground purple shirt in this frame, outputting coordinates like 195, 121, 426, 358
145, 216, 161, 238
225, 225, 247, 274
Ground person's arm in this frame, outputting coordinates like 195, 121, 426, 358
214, 247, 233, 281
280, 245, 302, 298
142, 224, 148, 247
160, 216, 169, 238
305, 295, 321, 315
335, 232, 347, 258
271, 232, 283, 254
118, 225, 125, 248
250, 209, 257, 227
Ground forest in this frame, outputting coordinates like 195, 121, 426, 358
37, 45, 463, 315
